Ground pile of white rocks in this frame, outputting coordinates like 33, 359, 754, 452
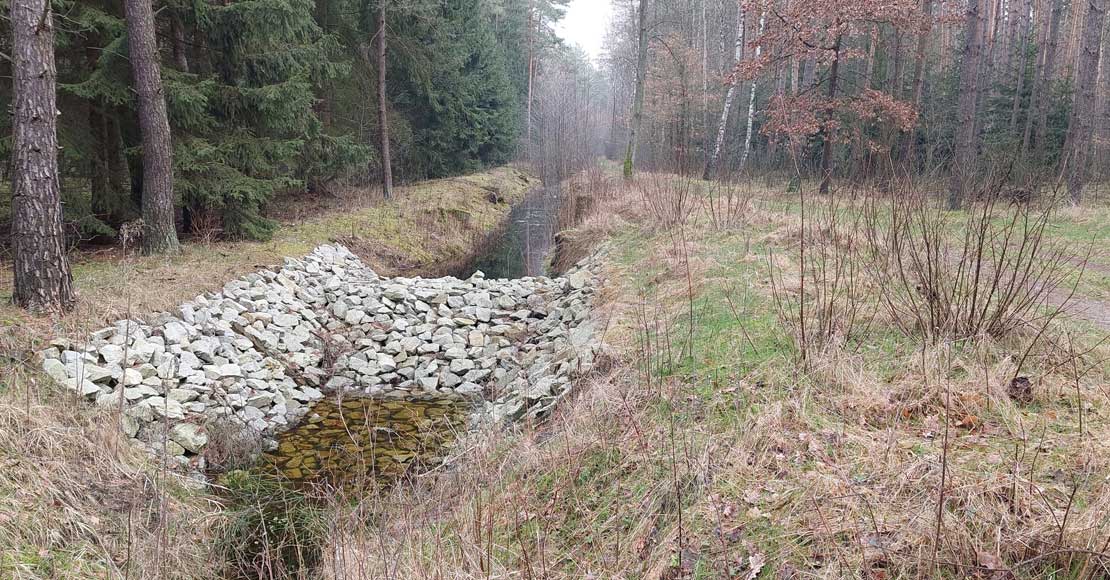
40, 245, 602, 465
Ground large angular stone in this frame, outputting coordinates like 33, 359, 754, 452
170, 423, 208, 453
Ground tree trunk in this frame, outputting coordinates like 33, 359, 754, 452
106, 116, 132, 208
10, 0, 75, 312
703, 2, 744, 180
376, 2, 393, 199
1028, 0, 1064, 159
818, 35, 843, 195
1060, 0, 1106, 203
901, 0, 934, 167
526, 0, 536, 154
125, 0, 181, 254
950, 0, 985, 209
1008, 0, 1031, 133
170, 11, 190, 71
623, 0, 649, 180
89, 105, 112, 219
739, 12, 765, 172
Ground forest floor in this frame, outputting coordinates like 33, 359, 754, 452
1, 164, 1109, 579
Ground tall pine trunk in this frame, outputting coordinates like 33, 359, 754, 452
376, 2, 393, 200
1060, 0, 1106, 203
526, 0, 536, 154
1008, 0, 1031, 133
950, 0, 984, 209
125, 0, 180, 254
703, 2, 744, 180
170, 11, 190, 71
902, 0, 934, 167
1026, 0, 1064, 159
10, 0, 75, 312
623, 0, 649, 180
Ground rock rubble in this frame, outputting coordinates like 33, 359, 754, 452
40, 245, 602, 467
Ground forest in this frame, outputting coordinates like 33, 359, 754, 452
1, 0, 1110, 578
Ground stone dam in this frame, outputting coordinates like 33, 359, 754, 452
39, 244, 603, 473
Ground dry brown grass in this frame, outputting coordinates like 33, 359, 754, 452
1, 163, 1107, 578
313, 172, 1110, 579
0, 368, 221, 578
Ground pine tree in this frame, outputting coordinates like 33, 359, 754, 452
375, 1, 393, 199
124, 0, 181, 254
10, 0, 76, 312
624, 0, 649, 180
383, 0, 520, 178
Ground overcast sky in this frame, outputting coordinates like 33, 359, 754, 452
554, 0, 614, 62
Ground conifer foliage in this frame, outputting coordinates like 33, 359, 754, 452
1, 0, 529, 248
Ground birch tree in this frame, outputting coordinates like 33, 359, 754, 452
703, 2, 745, 180
739, 12, 765, 171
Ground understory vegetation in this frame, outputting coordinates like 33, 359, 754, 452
310, 166, 1109, 579
4, 0, 1110, 575
1, 161, 1108, 578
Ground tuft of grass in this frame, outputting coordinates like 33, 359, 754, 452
216, 471, 329, 580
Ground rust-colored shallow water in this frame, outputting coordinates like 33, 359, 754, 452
263, 397, 468, 485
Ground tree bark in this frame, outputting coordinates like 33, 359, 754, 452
703, 2, 744, 180
170, 11, 190, 71
1027, 0, 1064, 159
10, 0, 75, 312
1008, 0, 1031, 133
526, 0, 536, 154
376, 2, 394, 199
623, 0, 649, 180
89, 104, 112, 219
949, 0, 984, 209
1060, 0, 1106, 203
106, 116, 132, 208
125, 0, 181, 254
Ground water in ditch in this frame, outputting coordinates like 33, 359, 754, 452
227, 184, 568, 576
262, 397, 468, 485
263, 185, 563, 487
462, 183, 562, 279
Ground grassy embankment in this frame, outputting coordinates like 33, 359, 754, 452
2, 162, 1108, 578
0, 166, 538, 578
320, 167, 1109, 579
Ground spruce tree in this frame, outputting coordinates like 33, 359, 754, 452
170, 0, 368, 239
